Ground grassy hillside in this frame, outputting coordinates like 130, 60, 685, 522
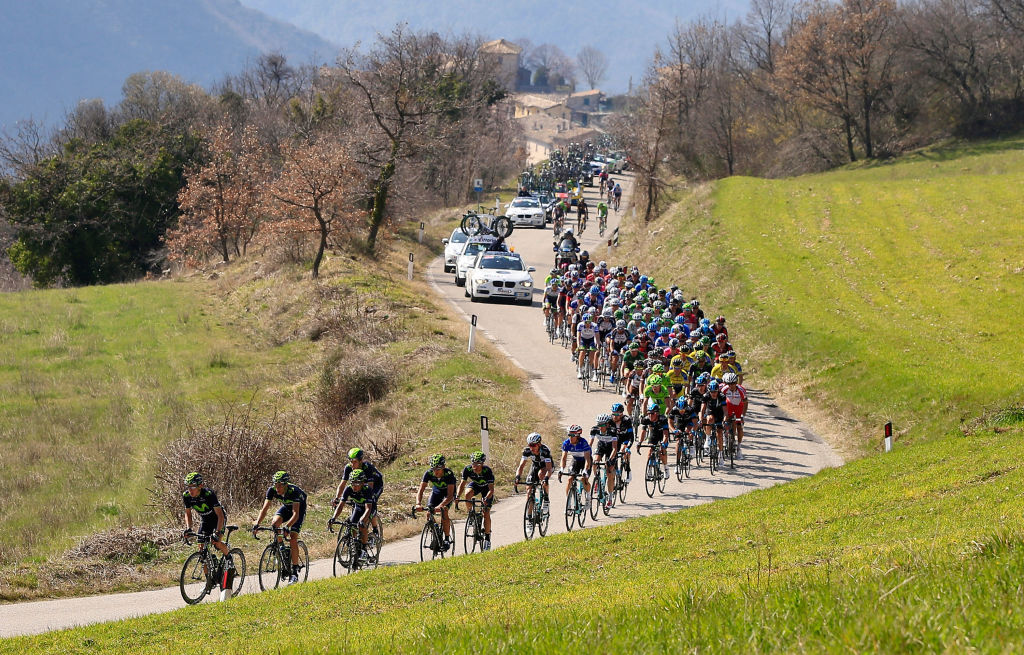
0, 216, 558, 599
8, 413, 1023, 653
620, 136, 1024, 456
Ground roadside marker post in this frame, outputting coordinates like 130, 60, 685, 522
408, 252, 414, 281
418, 222, 424, 244
468, 314, 477, 353
884, 422, 893, 452
480, 415, 490, 459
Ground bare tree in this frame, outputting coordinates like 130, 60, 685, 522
577, 45, 609, 89
529, 44, 577, 88
989, 0, 1024, 31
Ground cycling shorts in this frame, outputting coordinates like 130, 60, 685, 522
348, 502, 376, 525
705, 408, 726, 423
568, 457, 587, 475
275, 504, 305, 533
427, 488, 450, 510
579, 337, 596, 350
616, 432, 635, 448
543, 295, 559, 308
646, 429, 667, 445
598, 330, 612, 343
726, 406, 744, 421
526, 464, 547, 484
595, 440, 616, 458
467, 485, 494, 508
198, 515, 223, 540
611, 341, 628, 353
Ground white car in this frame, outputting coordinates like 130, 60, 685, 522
466, 252, 535, 304
454, 236, 506, 287
504, 196, 546, 228
441, 228, 469, 273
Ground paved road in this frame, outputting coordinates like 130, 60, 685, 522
0, 172, 842, 638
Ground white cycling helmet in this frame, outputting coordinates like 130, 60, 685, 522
723, 372, 739, 384
526, 432, 543, 445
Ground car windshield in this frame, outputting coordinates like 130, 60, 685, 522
478, 256, 525, 271
537, 195, 550, 204
449, 230, 468, 243
510, 199, 539, 208
463, 242, 493, 256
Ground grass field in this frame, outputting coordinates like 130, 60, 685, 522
8, 412, 1022, 654
620, 136, 1024, 456
0, 214, 558, 599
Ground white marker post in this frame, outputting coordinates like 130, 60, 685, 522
468, 314, 477, 353
418, 221, 425, 244
407, 252, 414, 281
884, 421, 893, 453
480, 415, 490, 459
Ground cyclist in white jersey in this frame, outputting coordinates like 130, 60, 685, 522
589, 414, 619, 509
576, 312, 600, 381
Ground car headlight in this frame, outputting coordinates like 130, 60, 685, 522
520, 281, 533, 288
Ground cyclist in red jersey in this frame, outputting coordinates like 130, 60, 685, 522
722, 372, 748, 458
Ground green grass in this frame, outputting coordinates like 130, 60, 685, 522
0, 280, 316, 562
9, 416, 1024, 653
622, 135, 1024, 454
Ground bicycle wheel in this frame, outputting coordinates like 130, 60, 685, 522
257, 544, 281, 591
460, 213, 483, 236
728, 426, 736, 469
371, 524, 383, 562
645, 458, 658, 498
618, 465, 629, 503
564, 487, 577, 532
492, 216, 513, 238
675, 450, 685, 482
179, 551, 210, 605
419, 523, 434, 561
464, 514, 479, 554
333, 533, 351, 577
657, 458, 667, 492
578, 485, 589, 528
589, 474, 602, 521
295, 541, 309, 582
709, 442, 718, 475
226, 548, 246, 596
523, 493, 536, 540
538, 489, 550, 536
346, 534, 360, 574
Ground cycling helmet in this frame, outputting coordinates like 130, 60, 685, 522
565, 227, 573, 234
651, 363, 666, 373
611, 402, 625, 413
624, 281, 635, 289
640, 275, 648, 283
614, 310, 625, 319
550, 268, 558, 275
717, 315, 726, 323
470, 451, 487, 464
596, 413, 613, 426
701, 318, 711, 327
716, 333, 727, 342
609, 297, 621, 306
708, 380, 720, 392
654, 301, 665, 310
599, 261, 607, 269
616, 319, 627, 328
348, 447, 364, 460
273, 471, 290, 483
669, 338, 680, 347
581, 250, 589, 258
628, 342, 640, 350
429, 454, 446, 469
569, 300, 579, 309
681, 343, 693, 353
697, 373, 711, 385
184, 472, 203, 486
662, 311, 673, 320
725, 350, 737, 359
723, 372, 738, 384
567, 424, 583, 436
659, 327, 671, 337
646, 400, 660, 413
526, 432, 543, 445
632, 312, 643, 321
676, 398, 687, 410
349, 469, 366, 484
692, 300, 700, 307
590, 285, 600, 294
602, 307, 613, 316
675, 316, 686, 325
700, 336, 712, 347
673, 290, 685, 301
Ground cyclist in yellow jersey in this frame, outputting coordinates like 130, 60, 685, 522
667, 355, 689, 394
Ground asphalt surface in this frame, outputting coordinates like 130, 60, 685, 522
0, 172, 842, 638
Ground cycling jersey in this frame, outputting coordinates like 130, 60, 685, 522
343, 462, 384, 499
341, 485, 375, 507
182, 488, 222, 517
461, 464, 495, 490
266, 483, 307, 509
422, 467, 457, 491
640, 415, 670, 443
561, 437, 592, 459
702, 393, 727, 420
723, 384, 747, 409
609, 329, 630, 348
589, 427, 618, 444
711, 362, 741, 381
520, 444, 553, 467
609, 416, 635, 445
577, 321, 598, 340
597, 317, 615, 334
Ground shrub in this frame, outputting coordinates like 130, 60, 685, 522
315, 352, 396, 423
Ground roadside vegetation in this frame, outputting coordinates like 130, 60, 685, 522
618, 136, 1024, 456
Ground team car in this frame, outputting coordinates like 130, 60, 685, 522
441, 228, 470, 273
504, 196, 546, 228
466, 251, 535, 304
454, 235, 508, 287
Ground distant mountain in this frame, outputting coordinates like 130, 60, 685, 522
0, 0, 339, 130
238, 0, 750, 94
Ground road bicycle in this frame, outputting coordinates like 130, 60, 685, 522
413, 505, 456, 561
179, 526, 246, 605
611, 452, 629, 503
612, 193, 621, 211
723, 415, 739, 469
705, 426, 721, 475
578, 349, 595, 392
589, 461, 613, 520
559, 469, 591, 531
544, 309, 557, 343
253, 526, 309, 590
577, 211, 588, 234
328, 509, 382, 576
456, 497, 491, 553
515, 476, 551, 540
674, 432, 693, 481
639, 442, 669, 498
599, 212, 607, 237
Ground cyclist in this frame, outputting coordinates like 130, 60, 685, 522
589, 414, 619, 510
668, 396, 700, 460
577, 197, 589, 233
181, 472, 232, 562
515, 432, 554, 509
542, 278, 562, 332
415, 454, 456, 550
700, 380, 728, 459
712, 315, 728, 338
606, 320, 631, 383
643, 364, 674, 414
639, 401, 670, 480
667, 354, 689, 395
612, 183, 622, 210
331, 447, 383, 536
337, 469, 376, 563
597, 200, 609, 234
560, 424, 593, 496
609, 402, 635, 482
722, 372, 748, 458
577, 311, 600, 382
252, 471, 307, 584
457, 451, 495, 551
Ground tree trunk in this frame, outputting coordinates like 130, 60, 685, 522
366, 141, 399, 255
862, 96, 873, 159
311, 202, 326, 279
844, 115, 857, 162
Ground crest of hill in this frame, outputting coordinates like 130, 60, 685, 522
0, 0, 339, 129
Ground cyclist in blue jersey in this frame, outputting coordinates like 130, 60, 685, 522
559, 424, 593, 496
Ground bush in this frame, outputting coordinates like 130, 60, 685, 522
152, 403, 329, 521
315, 352, 396, 423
